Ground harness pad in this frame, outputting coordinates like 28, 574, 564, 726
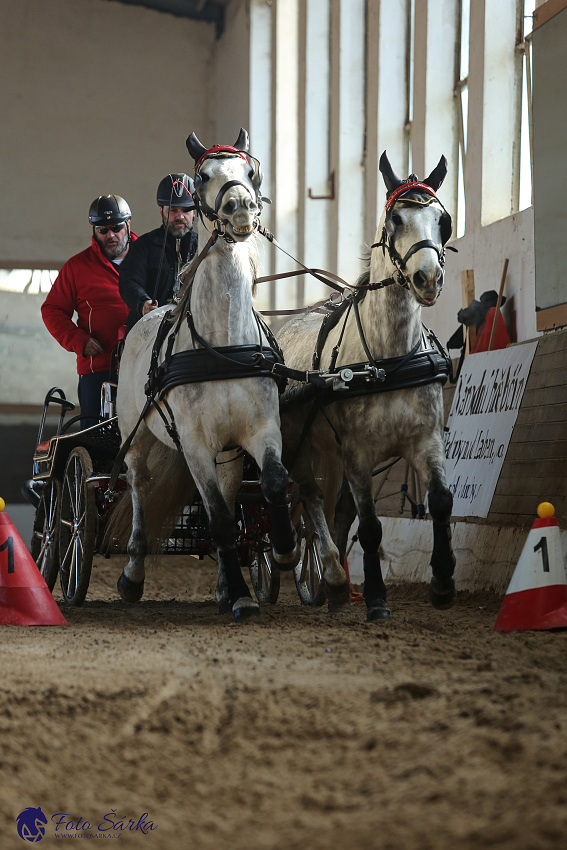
149, 344, 286, 399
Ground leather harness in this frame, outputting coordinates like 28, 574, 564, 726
107, 163, 454, 492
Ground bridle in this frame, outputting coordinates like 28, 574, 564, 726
192, 145, 267, 242
366, 180, 456, 293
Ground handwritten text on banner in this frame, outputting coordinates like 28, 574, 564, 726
444, 343, 537, 517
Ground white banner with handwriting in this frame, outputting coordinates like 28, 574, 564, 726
444, 343, 537, 517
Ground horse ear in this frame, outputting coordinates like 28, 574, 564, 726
186, 132, 207, 162
379, 151, 404, 194
424, 155, 448, 191
248, 156, 263, 192
234, 128, 250, 152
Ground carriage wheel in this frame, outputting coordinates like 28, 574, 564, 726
248, 536, 281, 604
30, 479, 60, 591
58, 447, 96, 606
293, 515, 326, 606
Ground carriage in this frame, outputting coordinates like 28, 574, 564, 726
24, 385, 323, 608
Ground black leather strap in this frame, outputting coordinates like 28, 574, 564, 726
155, 344, 287, 396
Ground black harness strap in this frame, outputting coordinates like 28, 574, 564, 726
155, 344, 287, 395
106, 397, 153, 493
352, 295, 379, 368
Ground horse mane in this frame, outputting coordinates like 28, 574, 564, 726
169, 232, 261, 323
354, 250, 372, 288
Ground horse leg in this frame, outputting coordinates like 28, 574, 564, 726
344, 461, 390, 622
411, 449, 456, 608
246, 430, 299, 568
283, 437, 349, 608
334, 474, 358, 566
215, 452, 244, 615
191, 450, 260, 623
117, 425, 156, 603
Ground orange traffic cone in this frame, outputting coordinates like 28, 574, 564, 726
494, 502, 567, 632
0, 498, 67, 626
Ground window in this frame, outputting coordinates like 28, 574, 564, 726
518, 0, 536, 211
456, 0, 469, 237
0, 269, 57, 294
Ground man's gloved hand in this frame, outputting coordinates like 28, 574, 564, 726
142, 299, 158, 316
83, 337, 104, 357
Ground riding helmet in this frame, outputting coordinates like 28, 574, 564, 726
88, 195, 132, 226
156, 173, 195, 210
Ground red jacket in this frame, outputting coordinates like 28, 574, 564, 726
41, 234, 137, 375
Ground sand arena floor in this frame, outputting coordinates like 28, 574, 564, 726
1, 553, 566, 850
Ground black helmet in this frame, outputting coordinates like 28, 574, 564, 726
156, 173, 195, 209
89, 195, 131, 226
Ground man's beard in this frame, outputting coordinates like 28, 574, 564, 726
167, 220, 190, 238
98, 230, 129, 260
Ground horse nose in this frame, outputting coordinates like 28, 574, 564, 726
413, 268, 442, 291
221, 192, 258, 218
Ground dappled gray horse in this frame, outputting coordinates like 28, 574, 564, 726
278, 152, 456, 620
115, 129, 298, 621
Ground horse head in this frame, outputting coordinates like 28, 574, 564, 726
186, 128, 261, 242
377, 152, 452, 307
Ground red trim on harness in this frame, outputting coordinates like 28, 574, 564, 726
385, 181, 438, 211
194, 145, 248, 173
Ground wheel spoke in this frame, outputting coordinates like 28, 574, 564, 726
48, 487, 56, 521
73, 457, 81, 518
61, 534, 74, 572
308, 540, 322, 595
66, 539, 77, 596
74, 539, 80, 592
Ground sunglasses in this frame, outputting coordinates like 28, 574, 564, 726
95, 224, 125, 234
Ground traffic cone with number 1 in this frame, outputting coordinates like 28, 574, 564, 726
494, 502, 567, 632
0, 497, 67, 626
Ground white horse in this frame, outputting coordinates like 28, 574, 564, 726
277, 152, 456, 621
115, 129, 298, 622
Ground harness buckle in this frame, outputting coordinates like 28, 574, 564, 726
366, 366, 386, 383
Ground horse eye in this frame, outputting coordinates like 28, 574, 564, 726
199, 172, 209, 184
392, 214, 403, 226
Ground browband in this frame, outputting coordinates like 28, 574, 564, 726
194, 145, 248, 173
385, 181, 438, 211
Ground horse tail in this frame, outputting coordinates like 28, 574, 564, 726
103, 443, 195, 555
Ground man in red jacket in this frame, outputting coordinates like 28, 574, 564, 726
41, 195, 136, 427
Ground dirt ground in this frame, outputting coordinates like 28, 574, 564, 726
1, 554, 566, 850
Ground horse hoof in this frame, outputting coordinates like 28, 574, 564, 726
325, 580, 351, 611
218, 598, 231, 615
271, 540, 301, 571
429, 575, 456, 609
117, 573, 144, 604
232, 597, 261, 623
366, 599, 391, 621
216, 583, 230, 614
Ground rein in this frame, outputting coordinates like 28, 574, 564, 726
252, 184, 458, 315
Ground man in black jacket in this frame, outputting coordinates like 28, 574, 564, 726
119, 173, 198, 332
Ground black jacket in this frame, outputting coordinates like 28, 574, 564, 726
119, 225, 198, 331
